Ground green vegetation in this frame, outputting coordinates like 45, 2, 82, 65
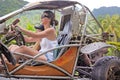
97, 14, 120, 57
6, 10, 42, 31
0, 0, 120, 57
107, 41, 120, 57
0, 0, 28, 17
98, 14, 120, 42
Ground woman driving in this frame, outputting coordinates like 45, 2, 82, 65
9, 10, 58, 62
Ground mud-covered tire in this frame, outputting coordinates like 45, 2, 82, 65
0, 41, 16, 65
91, 56, 120, 80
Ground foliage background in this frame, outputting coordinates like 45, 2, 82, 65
0, 0, 28, 17
0, 0, 120, 57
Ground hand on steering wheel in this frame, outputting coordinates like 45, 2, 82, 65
3, 19, 25, 45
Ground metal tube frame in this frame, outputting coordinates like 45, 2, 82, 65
0, 44, 83, 79
0, 2, 104, 79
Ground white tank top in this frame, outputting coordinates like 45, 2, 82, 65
39, 38, 58, 62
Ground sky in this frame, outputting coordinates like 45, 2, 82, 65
24, 0, 120, 11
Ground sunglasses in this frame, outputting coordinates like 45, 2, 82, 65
41, 14, 50, 19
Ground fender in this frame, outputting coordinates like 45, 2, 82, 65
81, 42, 116, 54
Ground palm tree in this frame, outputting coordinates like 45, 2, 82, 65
98, 14, 120, 42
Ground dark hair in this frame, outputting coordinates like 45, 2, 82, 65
42, 10, 58, 26
34, 24, 44, 31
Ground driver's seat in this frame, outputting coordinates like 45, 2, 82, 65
54, 20, 72, 59
53, 8, 73, 59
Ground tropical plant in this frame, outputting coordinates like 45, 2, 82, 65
98, 14, 120, 42
96, 14, 120, 57
107, 41, 120, 57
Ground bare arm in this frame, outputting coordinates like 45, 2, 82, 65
19, 26, 55, 39
24, 36, 41, 42
12, 25, 56, 41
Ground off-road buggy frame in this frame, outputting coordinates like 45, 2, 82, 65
0, 0, 120, 80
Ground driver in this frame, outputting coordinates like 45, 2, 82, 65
9, 10, 58, 62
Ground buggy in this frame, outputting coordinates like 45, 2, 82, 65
0, 0, 120, 80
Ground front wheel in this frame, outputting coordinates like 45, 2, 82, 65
91, 56, 120, 80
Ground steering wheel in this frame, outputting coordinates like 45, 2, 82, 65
0, 41, 16, 65
3, 19, 25, 46
13, 28, 25, 46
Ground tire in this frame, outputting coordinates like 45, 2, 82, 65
91, 56, 120, 80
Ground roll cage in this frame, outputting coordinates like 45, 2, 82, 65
0, 0, 118, 80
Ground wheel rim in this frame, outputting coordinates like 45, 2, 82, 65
107, 66, 120, 80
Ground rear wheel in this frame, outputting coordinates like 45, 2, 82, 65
92, 56, 120, 80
